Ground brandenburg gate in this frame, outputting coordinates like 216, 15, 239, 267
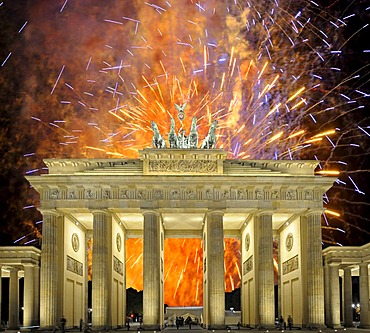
27, 148, 334, 330
26, 111, 335, 330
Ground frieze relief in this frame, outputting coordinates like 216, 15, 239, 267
102, 189, 111, 199
50, 189, 60, 199
286, 190, 297, 200
120, 189, 129, 199
148, 159, 218, 173
85, 189, 95, 199
205, 189, 214, 199
153, 189, 163, 199
45, 186, 318, 202
113, 256, 124, 276
243, 255, 253, 275
67, 255, 83, 276
68, 189, 77, 199
282, 255, 299, 275
170, 189, 181, 199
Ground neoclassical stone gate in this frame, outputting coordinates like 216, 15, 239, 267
27, 148, 334, 330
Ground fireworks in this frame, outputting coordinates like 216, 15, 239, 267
1, 0, 369, 305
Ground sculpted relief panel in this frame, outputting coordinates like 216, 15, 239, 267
45, 186, 316, 203
148, 160, 218, 173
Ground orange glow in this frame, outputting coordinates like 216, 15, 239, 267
325, 209, 341, 217
312, 130, 336, 138
125, 238, 241, 306
316, 170, 340, 175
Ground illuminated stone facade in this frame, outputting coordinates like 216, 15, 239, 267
0, 247, 40, 329
323, 243, 370, 328
26, 148, 335, 329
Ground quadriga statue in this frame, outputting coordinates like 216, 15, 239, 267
200, 120, 218, 149
150, 120, 166, 148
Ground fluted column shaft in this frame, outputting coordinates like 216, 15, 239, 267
8, 269, 19, 329
324, 264, 330, 326
328, 264, 341, 327
206, 211, 225, 328
40, 212, 59, 328
256, 213, 274, 327
343, 267, 353, 327
34, 265, 40, 325
306, 212, 325, 327
92, 211, 110, 329
359, 263, 370, 328
24, 265, 36, 327
143, 211, 161, 329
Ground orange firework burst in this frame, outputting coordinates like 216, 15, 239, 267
126, 238, 240, 306
3, 0, 369, 303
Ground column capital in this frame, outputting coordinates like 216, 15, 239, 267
343, 266, 353, 272
39, 209, 61, 217
327, 261, 341, 267
91, 209, 110, 216
207, 210, 224, 217
255, 210, 273, 217
303, 209, 325, 217
142, 209, 160, 217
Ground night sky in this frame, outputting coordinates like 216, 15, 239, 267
0, 0, 369, 249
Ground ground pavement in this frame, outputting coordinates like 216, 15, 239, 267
4, 322, 370, 333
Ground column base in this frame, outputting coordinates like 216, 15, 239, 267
38, 326, 58, 331
207, 324, 228, 330
139, 324, 161, 331
256, 325, 276, 330
303, 324, 327, 330
91, 325, 111, 331
359, 324, 370, 329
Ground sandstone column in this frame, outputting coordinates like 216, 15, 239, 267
328, 263, 341, 327
206, 210, 225, 329
92, 210, 111, 329
33, 264, 40, 326
255, 212, 274, 328
306, 211, 325, 327
359, 263, 370, 328
142, 210, 161, 330
8, 268, 19, 329
343, 267, 353, 327
39, 210, 60, 329
23, 264, 35, 327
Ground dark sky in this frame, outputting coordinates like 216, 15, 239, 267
0, 0, 369, 247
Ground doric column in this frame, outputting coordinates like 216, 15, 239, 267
33, 265, 40, 326
23, 264, 36, 327
255, 212, 274, 327
206, 210, 225, 329
40, 210, 60, 328
92, 210, 111, 329
343, 267, 353, 327
359, 263, 370, 328
142, 210, 161, 330
306, 211, 325, 327
328, 264, 341, 328
8, 268, 19, 329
